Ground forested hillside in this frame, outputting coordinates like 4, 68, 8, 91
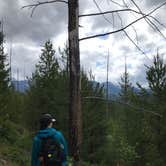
0, 27, 166, 166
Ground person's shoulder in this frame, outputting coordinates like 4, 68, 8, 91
33, 132, 41, 142
55, 130, 63, 136
51, 128, 63, 139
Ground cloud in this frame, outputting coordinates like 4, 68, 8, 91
0, 0, 69, 79
1, 0, 68, 43
145, 0, 166, 7
11, 42, 41, 80
0, 0, 165, 86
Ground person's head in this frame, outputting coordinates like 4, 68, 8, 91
39, 113, 56, 130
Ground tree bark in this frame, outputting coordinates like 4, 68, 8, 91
68, 0, 82, 163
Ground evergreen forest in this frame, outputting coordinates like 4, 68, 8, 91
0, 26, 166, 166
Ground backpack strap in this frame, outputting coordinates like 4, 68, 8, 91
38, 156, 44, 166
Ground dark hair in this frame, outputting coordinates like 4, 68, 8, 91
40, 114, 52, 130
40, 120, 51, 130
39, 114, 55, 130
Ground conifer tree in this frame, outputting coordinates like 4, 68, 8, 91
26, 40, 62, 130
118, 56, 134, 137
119, 56, 133, 102
146, 52, 166, 98
145, 53, 166, 164
133, 52, 166, 165
81, 72, 107, 164
36, 40, 59, 80
0, 22, 10, 118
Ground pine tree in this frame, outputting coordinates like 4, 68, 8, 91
119, 56, 133, 102
145, 53, 166, 164
81, 71, 107, 164
59, 44, 69, 74
0, 22, 10, 118
118, 57, 135, 141
146, 52, 166, 98
133, 52, 166, 165
117, 57, 143, 165
26, 41, 61, 130
36, 40, 59, 80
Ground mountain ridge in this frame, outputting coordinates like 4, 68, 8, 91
12, 80, 141, 96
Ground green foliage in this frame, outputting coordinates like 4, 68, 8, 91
68, 157, 100, 166
0, 120, 31, 165
134, 53, 166, 165
119, 63, 134, 102
103, 109, 139, 166
146, 53, 166, 97
1, 35, 165, 166
144, 53, 166, 165
0, 24, 31, 166
0, 25, 10, 119
26, 40, 68, 134
81, 72, 108, 164
105, 52, 166, 166
0, 120, 20, 143
118, 138, 138, 165
8, 92, 26, 124
1, 145, 30, 166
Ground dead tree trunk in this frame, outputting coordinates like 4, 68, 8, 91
68, 0, 82, 163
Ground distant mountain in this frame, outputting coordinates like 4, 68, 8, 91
12, 80, 140, 96
102, 82, 121, 95
93, 81, 141, 97
92, 81, 121, 97
12, 80, 121, 95
12, 80, 29, 93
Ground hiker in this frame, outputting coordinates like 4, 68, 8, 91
31, 113, 68, 166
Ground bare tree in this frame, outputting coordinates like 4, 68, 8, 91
68, 0, 82, 164
79, 1, 166, 41
22, 0, 166, 164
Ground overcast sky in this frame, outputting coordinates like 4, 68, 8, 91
0, 0, 166, 86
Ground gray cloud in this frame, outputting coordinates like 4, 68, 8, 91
1, 0, 68, 44
90, 12, 129, 35
0, 0, 165, 85
11, 43, 40, 80
144, 0, 166, 34
120, 45, 131, 54
130, 62, 149, 87
0, 0, 69, 79
145, 0, 166, 7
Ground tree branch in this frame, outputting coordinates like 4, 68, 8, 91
130, 0, 166, 41
79, 8, 142, 17
116, 12, 151, 60
91, 0, 149, 58
79, 1, 166, 41
122, 0, 166, 45
122, 0, 139, 44
93, 0, 113, 25
92, 0, 146, 57
79, 8, 166, 32
83, 96, 163, 117
149, 15, 166, 29
107, 0, 126, 8
22, 0, 68, 17
116, 1, 152, 60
